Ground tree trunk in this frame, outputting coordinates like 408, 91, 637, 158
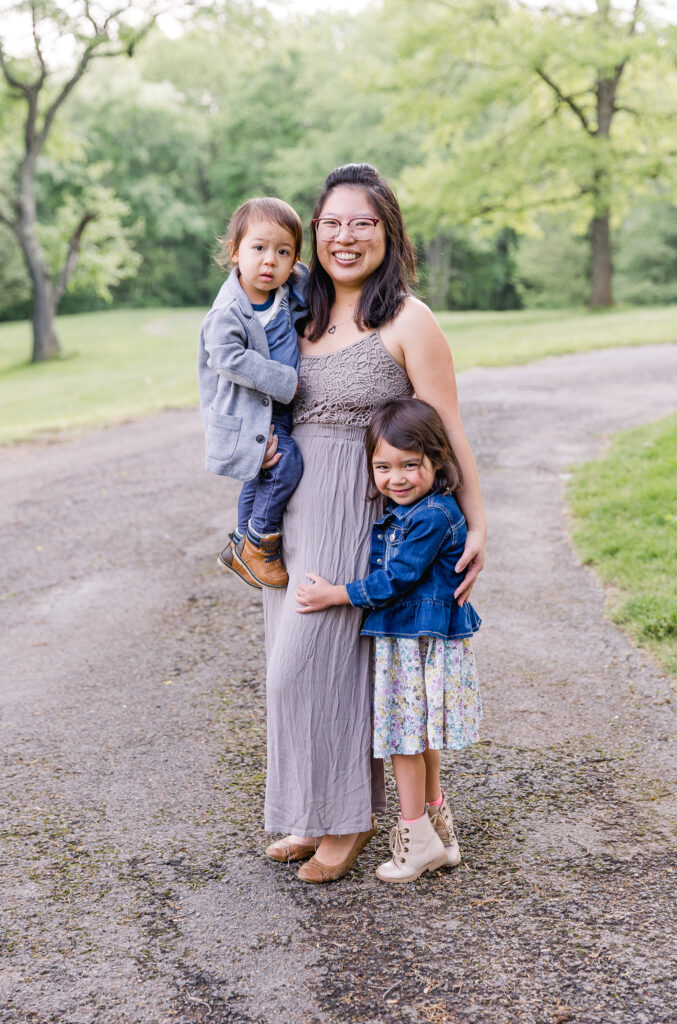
31, 272, 60, 362
15, 157, 62, 362
589, 208, 613, 308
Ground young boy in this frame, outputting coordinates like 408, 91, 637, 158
198, 197, 307, 589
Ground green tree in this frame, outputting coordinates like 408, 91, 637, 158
69, 59, 213, 306
0, 0, 160, 361
388, 0, 677, 307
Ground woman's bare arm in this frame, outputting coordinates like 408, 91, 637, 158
381, 298, 487, 603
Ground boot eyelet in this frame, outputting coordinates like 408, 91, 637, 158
401, 858, 406, 863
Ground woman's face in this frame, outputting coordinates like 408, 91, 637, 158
315, 186, 387, 291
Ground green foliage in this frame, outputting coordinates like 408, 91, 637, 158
68, 60, 213, 306
1, 2, 677, 321
420, 228, 522, 311
569, 414, 677, 676
0, 225, 30, 318
515, 216, 589, 308
386, 0, 677, 301
615, 199, 677, 305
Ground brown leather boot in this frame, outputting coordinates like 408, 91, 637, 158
237, 533, 289, 589
217, 533, 262, 590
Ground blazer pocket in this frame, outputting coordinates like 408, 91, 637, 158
206, 412, 242, 462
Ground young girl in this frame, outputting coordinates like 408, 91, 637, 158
198, 197, 308, 590
296, 397, 482, 883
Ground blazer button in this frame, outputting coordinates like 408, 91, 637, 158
256, 434, 265, 443
262, 398, 270, 406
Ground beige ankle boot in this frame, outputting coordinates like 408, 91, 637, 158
427, 793, 461, 867
375, 813, 447, 883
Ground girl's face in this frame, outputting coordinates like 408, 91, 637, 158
315, 186, 387, 292
371, 438, 437, 505
230, 218, 297, 304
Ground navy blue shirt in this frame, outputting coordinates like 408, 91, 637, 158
253, 279, 304, 374
346, 490, 481, 640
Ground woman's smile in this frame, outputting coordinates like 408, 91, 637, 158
332, 250, 361, 260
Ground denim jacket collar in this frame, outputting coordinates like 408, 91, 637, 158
378, 488, 439, 525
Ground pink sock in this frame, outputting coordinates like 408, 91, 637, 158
401, 812, 426, 824
428, 791, 444, 807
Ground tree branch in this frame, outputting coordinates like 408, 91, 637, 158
0, 43, 32, 96
628, 0, 641, 36
52, 211, 97, 307
0, 185, 19, 222
535, 65, 592, 133
0, 208, 18, 231
30, 0, 48, 86
35, 44, 97, 153
35, 15, 158, 153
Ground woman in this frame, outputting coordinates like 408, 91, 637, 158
263, 164, 486, 882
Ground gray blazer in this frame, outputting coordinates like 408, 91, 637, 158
198, 266, 306, 481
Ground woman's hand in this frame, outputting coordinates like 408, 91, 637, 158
261, 425, 282, 469
296, 573, 349, 613
454, 527, 486, 605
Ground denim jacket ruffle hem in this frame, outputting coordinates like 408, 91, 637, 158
345, 490, 481, 640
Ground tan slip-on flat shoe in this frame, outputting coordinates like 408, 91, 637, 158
297, 816, 377, 884
265, 837, 319, 863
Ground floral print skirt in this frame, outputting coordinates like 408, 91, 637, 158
372, 635, 482, 758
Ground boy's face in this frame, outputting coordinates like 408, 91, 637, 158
230, 219, 297, 304
371, 438, 437, 506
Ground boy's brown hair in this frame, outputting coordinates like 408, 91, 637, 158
365, 397, 462, 501
214, 197, 303, 273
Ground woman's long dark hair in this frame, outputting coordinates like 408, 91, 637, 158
306, 163, 417, 342
365, 398, 462, 501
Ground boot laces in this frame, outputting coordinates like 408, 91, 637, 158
388, 822, 410, 863
429, 805, 455, 843
260, 538, 281, 563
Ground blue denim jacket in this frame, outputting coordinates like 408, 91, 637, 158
345, 491, 481, 640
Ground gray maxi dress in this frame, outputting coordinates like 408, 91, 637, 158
263, 331, 413, 837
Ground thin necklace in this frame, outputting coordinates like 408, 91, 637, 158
328, 314, 355, 335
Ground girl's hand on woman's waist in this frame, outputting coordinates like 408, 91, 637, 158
296, 573, 350, 613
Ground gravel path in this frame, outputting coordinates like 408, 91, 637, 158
1, 344, 675, 1024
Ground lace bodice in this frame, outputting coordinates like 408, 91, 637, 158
293, 332, 412, 427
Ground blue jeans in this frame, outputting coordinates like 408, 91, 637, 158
237, 406, 303, 535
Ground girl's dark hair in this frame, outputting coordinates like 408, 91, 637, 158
214, 197, 303, 273
365, 398, 462, 501
307, 163, 417, 341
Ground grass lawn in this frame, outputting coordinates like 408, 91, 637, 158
437, 304, 677, 371
0, 304, 676, 443
0, 309, 202, 443
568, 413, 677, 678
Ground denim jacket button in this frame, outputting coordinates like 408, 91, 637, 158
377, 558, 383, 564
377, 533, 383, 540
390, 531, 396, 540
